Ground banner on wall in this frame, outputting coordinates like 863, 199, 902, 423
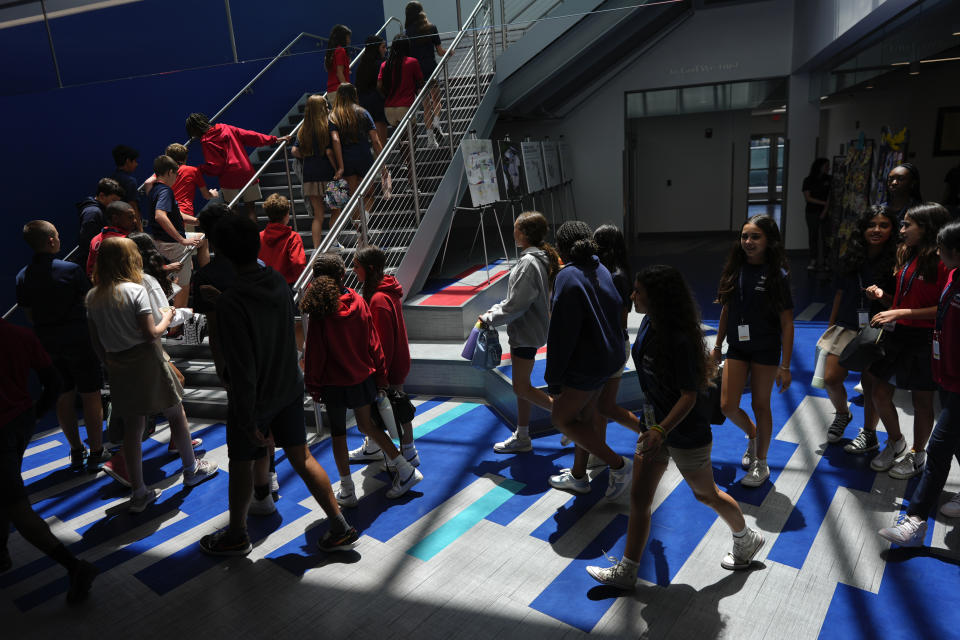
521, 141, 546, 193
542, 141, 562, 189
559, 141, 573, 183
461, 138, 499, 207
496, 140, 526, 200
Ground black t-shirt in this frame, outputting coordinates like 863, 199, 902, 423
944, 166, 960, 207
610, 267, 632, 313
631, 317, 712, 449
406, 25, 441, 70
802, 174, 831, 215
727, 263, 793, 350
832, 258, 894, 330
149, 183, 185, 243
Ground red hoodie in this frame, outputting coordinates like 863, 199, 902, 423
198, 123, 276, 189
368, 276, 411, 385
258, 223, 306, 284
304, 287, 388, 395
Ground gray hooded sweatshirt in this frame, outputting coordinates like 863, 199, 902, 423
481, 247, 550, 349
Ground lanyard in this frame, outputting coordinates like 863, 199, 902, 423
936, 274, 958, 331
858, 273, 865, 309
894, 258, 920, 307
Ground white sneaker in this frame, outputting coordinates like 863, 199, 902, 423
741, 438, 757, 470
870, 436, 907, 471
548, 468, 590, 494
605, 457, 633, 500
560, 434, 572, 447
940, 492, 960, 518
128, 488, 162, 513
721, 528, 764, 569
270, 471, 279, 493
348, 438, 383, 463
386, 465, 422, 498
741, 460, 769, 487
248, 493, 277, 516
335, 488, 359, 508
183, 459, 219, 487
888, 450, 925, 479
585, 557, 637, 589
878, 514, 927, 547
403, 447, 421, 468
586, 454, 605, 470
493, 433, 532, 454
426, 129, 438, 149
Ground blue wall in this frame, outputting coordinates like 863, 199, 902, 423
0, 0, 388, 314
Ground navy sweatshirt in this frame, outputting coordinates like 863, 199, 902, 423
545, 256, 625, 390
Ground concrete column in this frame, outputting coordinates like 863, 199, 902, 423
784, 72, 820, 251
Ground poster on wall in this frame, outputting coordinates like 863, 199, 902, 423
460, 138, 499, 207
496, 140, 526, 200
559, 141, 573, 183
542, 141, 562, 188
521, 141, 546, 193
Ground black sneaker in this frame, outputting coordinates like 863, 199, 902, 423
199, 529, 252, 556
318, 527, 359, 552
66, 560, 98, 603
86, 448, 112, 472
70, 448, 88, 471
844, 429, 879, 454
827, 412, 853, 443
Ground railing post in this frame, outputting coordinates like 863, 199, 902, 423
283, 145, 298, 232
500, 0, 508, 53
471, 15, 482, 101
442, 63, 455, 157
457, 1, 463, 29
358, 198, 369, 247
405, 119, 422, 225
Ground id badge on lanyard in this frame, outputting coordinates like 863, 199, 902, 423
857, 309, 870, 329
642, 403, 656, 428
737, 269, 751, 342
933, 332, 941, 360
888, 259, 920, 332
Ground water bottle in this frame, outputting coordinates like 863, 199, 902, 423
377, 391, 400, 440
811, 345, 827, 389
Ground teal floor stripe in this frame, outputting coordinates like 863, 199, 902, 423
410, 402, 481, 440
407, 478, 525, 562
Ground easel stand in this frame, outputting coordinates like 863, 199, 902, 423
441, 204, 511, 284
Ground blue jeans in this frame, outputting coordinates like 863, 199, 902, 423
907, 390, 960, 519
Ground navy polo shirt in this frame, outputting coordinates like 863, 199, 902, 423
149, 182, 185, 243
112, 169, 139, 203
726, 263, 793, 350
15, 253, 91, 348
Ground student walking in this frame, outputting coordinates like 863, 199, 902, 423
325, 24, 353, 96
479, 212, 558, 454
356, 35, 389, 148
818, 206, 898, 449
148, 155, 201, 309
258, 194, 306, 285
404, 2, 446, 148
74, 178, 125, 270
545, 221, 632, 498
802, 158, 831, 271
292, 94, 342, 248
301, 252, 423, 506
713, 214, 794, 488
878, 220, 960, 545
865, 203, 951, 478
86, 238, 217, 511
86, 201, 138, 277
348, 245, 421, 467
199, 217, 357, 554
330, 84, 384, 215
586, 266, 763, 589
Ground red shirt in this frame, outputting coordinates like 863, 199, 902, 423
173, 165, 208, 216
0, 319, 52, 427
369, 276, 411, 385
327, 47, 351, 93
934, 267, 960, 393
199, 123, 276, 189
891, 259, 949, 328
86, 226, 128, 277
379, 58, 423, 108
258, 223, 306, 285
304, 287, 388, 393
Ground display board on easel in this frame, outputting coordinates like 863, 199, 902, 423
559, 141, 573, 183
496, 140, 526, 201
460, 138, 499, 207
521, 141, 546, 193
542, 141, 562, 189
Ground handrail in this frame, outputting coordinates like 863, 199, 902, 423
1, 17, 401, 323
292, 0, 491, 299
226, 15, 399, 212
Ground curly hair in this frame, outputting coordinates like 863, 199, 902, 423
839, 205, 899, 277
638, 265, 709, 391
299, 252, 346, 318
897, 203, 950, 281
515, 211, 560, 283
355, 245, 386, 301
556, 220, 597, 265
127, 232, 172, 297
716, 214, 791, 313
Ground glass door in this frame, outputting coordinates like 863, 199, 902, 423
747, 134, 784, 226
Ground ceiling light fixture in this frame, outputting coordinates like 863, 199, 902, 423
909, 61, 920, 75
920, 56, 960, 64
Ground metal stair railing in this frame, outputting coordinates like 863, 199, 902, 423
292, 0, 503, 300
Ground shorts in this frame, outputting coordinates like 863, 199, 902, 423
725, 344, 781, 366
156, 234, 201, 289
359, 90, 387, 124
610, 339, 631, 380
641, 439, 712, 473
511, 346, 537, 360
320, 376, 379, 437
385, 106, 411, 127
51, 343, 103, 394
303, 181, 325, 197
0, 408, 35, 506
869, 325, 935, 391
816, 324, 858, 357
227, 393, 307, 461
221, 183, 263, 204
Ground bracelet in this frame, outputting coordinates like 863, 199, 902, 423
779, 365, 790, 371
649, 424, 666, 436
712, 344, 723, 352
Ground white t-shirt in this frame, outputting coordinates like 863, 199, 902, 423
85, 281, 153, 353
142, 273, 192, 328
